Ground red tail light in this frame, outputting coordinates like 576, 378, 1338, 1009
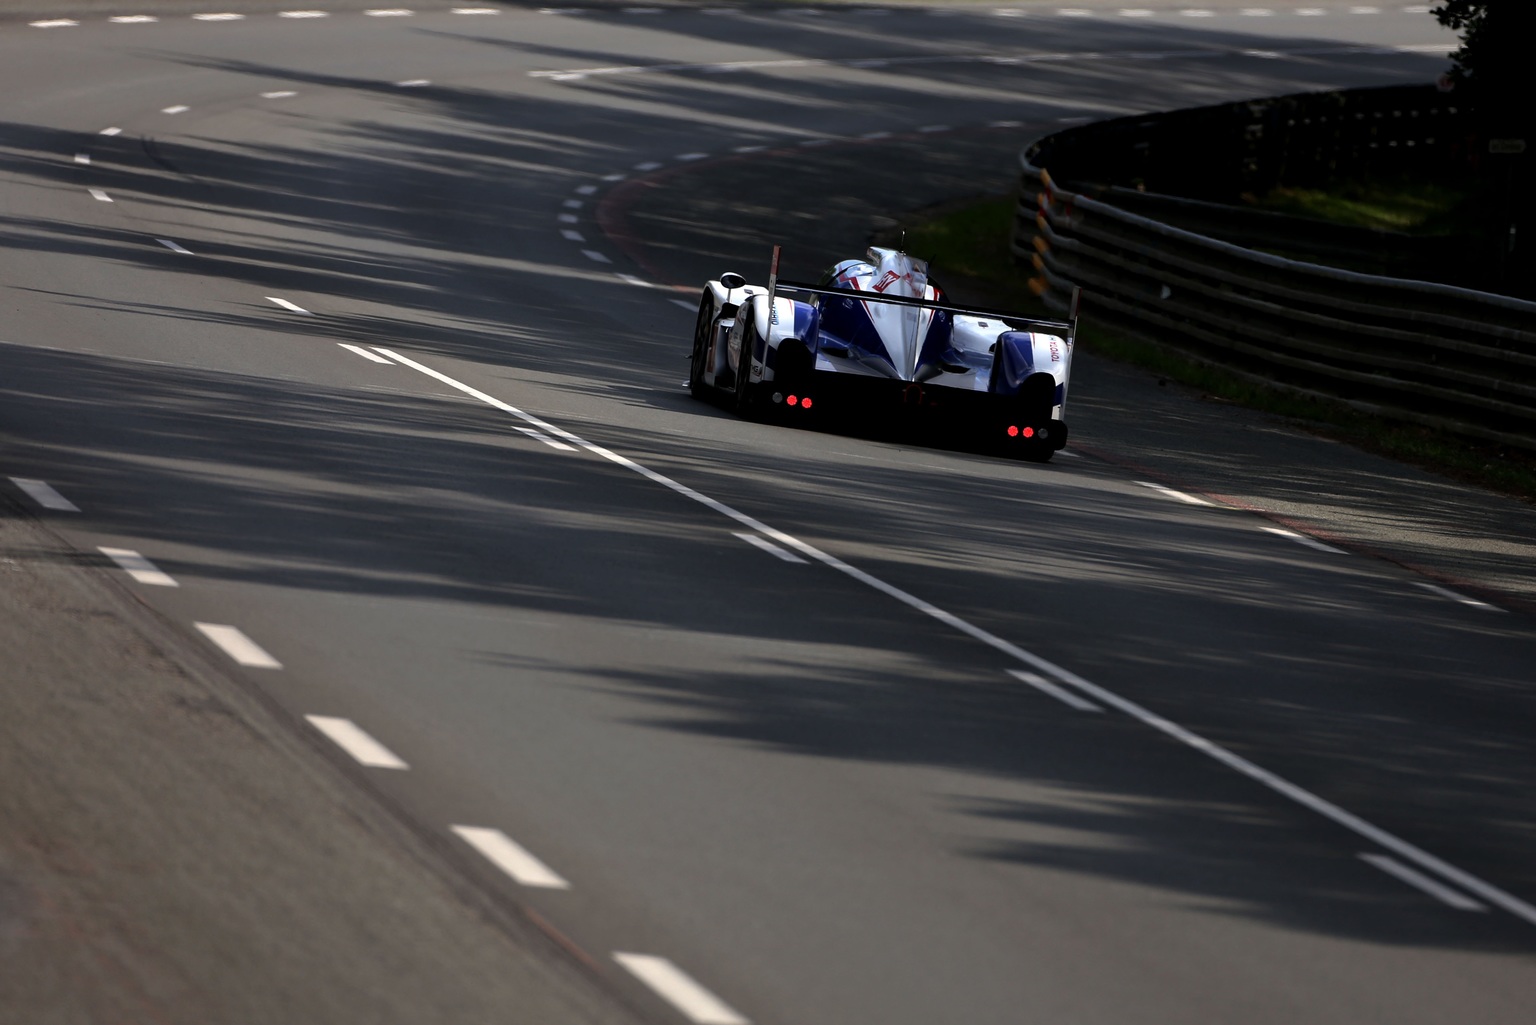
787, 395, 799, 406
1022, 426, 1035, 438
800, 397, 813, 409
1007, 425, 1019, 437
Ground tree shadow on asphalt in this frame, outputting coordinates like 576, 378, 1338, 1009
5, 11, 1529, 954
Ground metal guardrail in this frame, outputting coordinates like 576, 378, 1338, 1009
1012, 101, 1536, 452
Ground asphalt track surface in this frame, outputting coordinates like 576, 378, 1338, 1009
2, 3, 1534, 1023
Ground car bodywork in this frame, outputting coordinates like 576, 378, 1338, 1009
689, 246, 1078, 461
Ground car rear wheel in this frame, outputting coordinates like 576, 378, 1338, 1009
689, 293, 713, 399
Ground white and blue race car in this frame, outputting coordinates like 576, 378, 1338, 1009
689, 246, 1078, 461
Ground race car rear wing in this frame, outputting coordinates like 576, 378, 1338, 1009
762, 244, 1080, 343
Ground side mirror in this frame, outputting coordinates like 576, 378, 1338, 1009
719, 272, 747, 290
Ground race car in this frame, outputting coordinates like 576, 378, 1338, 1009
688, 245, 1078, 461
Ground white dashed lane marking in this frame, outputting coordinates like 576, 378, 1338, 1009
161, 105, 189, 115
9, 478, 80, 511
395, 79, 431, 88
734, 532, 807, 564
305, 715, 409, 769
582, 250, 612, 264
340, 343, 393, 364
89, 189, 113, 202
266, 296, 311, 314
73, 153, 90, 165
561, 228, 585, 242
100, 126, 122, 136
30, 19, 78, 28
1007, 668, 1103, 712
279, 10, 330, 17
1262, 526, 1346, 554
1137, 481, 1213, 506
1414, 581, 1500, 611
451, 826, 570, 889
192, 13, 245, 21
1360, 853, 1486, 911
195, 623, 282, 669
614, 953, 749, 1025
156, 239, 194, 254
98, 547, 178, 587
261, 90, 298, 99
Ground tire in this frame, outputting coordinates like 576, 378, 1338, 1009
734, 317, 760, 417
689, 293, 712, 399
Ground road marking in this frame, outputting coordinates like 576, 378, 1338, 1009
100, 126, 123, 136
989, 120, 1022, 128
161, 105, 190, 115
676, 152, 710, 161
614, 954, 748, 1025
156, 238, 194, 254
366, 8, 415, 16
193, 13, 245, 21
558, 214, 581, 226
1350, 5, 1382, 12
563, 198, 584, 209
1180, 8, 1214, 16
733, 144, 766, 153
340, 343, 393, 364
452, 826, 570, 889
30, 19, 78, 28
261, 90, 298, 99
279, 10, 330, 17
511, 424, 578, 451
10, 478, 80, 512
602, 173, 626, 182
1058, 8, 1095, 17
634, 161, 663, 171
1359, 853, 1486, 911
1297, 6, 1327, 14
396, 79, 431, 87
1136, 481, 1212, 506
1261, 526, 1346, 554
616, 273, 652, 288
561, 228, 586, 242
452, 6, 501, 12
304, 716, 409, 769
111, 15, 158, 22
89, 189, 113, 202
734, 531, 808, 564
582, 250, 612, 264
266, 296, 311, 314
860, 131, 891, 140
575, 184, 599, 196
98, 547, 178, 587
1007, 669, 1103, 712
1413, 581, 1499, 611
376, 346, 1536, 932
670, 298, 697, 310
918, 124, 950, 133
195, 623, 282, 669
1119, 8, 1155, 16
1242, 7, 1273, 13
74, 153, 91, 165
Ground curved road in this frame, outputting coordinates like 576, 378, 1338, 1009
3, 4, 1533, 1024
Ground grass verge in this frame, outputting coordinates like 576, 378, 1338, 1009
883, 192, 1536, 503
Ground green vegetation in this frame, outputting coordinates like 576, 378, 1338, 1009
885, 193, 1536, 501
1248, 178, 1475, 235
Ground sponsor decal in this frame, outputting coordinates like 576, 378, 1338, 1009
1049, 339, 1061, 362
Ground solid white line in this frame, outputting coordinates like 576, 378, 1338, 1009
1359, 854, 1486, 911
1007, 669, 1102, 712
261, 90, 298, 99
1261, 526, 1346, 554
195, 623, 282, 669
156, 238, 193, 255
98, 547, 178, 587
340, 343, 393, 364
616, 273, 652, 288
266, 296, 311, 314
304, 715, 409, 769
10, 478, 80, 512
451, 825, 570, 889
582, 250, 612, 264
1413, 581, 1498, 611
161, 105, 190, 115
1136, 481, 1213, 506
734, 532, 808, 564
670, 298, 697, 310
74, 153, 91, 165
614, 954, 748, 1025
511, 424, 578, 451
89, 189, 113, 203
561, 228, 585, 242
374, 348, 1536, 931
100, 126, 123, 136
